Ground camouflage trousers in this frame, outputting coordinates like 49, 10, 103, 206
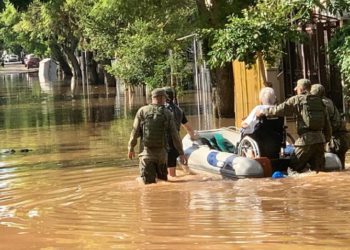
329, 131, 349, 169
290, 143, 325, 172
139, 156, 168, 184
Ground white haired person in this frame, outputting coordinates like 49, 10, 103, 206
241, 87, 277, 135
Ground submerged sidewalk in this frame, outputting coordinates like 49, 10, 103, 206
0, 62, 38, 75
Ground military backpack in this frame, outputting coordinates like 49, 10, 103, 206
142, 105, 168, 148
300, 95, 325, 131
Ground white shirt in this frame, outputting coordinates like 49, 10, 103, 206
241, 105, 273, 134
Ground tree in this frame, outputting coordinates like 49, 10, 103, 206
15, 0, 83, 77
206, 0, 350, 117
208, 1, 300, 68
195, 0, 256, 118
65, 0, 123, 84
8, 0, 33, 10
44, 0, 81, 77
209, 0, 350, 68
107, 19, 190, 90
12, 0, 48, 57
0, 1, 22, 54
329, 23, 350, 102
81, 0, 196, 90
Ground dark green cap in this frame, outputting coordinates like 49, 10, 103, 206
310, 84, 325, 97
151, 88, 167, 98
294, 78, 311, 91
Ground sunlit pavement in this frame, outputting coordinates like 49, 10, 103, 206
0, 61, 38, 74
3, 61, 22, 65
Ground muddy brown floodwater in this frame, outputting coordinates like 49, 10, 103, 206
1, 71, 350, 249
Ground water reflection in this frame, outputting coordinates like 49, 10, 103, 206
1, 72, 350, 249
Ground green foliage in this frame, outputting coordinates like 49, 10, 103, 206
196, 0, 257, 29
73, 0, 125, 60
323, 0, 350, 15
13, 0, 48, 56
0, 0, 22, 53
82, 0, 196, 89
8, 0, 35, 11
208, 1, 295, 67
107, 19, 190, 89
1, 0, 196, 90
329, 24, 350, 82
13, 0, 81, 59
42, 0, 79, 48
207, 0, 350, 68
329, 24, 350, 100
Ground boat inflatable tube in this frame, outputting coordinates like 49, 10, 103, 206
324, 152, 342, 171
232, 157, 264, 177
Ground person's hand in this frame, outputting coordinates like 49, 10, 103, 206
241, 122, 248, 128
256, 110, 263, 118
128, 151, 135, 160
190, 131, 199, 141
179, 154, 187, 165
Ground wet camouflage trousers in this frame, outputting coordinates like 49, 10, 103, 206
290, 143, 325, 172
329, 131, 349, 169
139, 156, 168, 184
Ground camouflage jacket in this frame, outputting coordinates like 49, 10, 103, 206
262, 94, 332, 146
128, 104, 184, 159
322, 97, 346, 133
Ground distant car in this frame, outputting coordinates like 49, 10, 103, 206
4, 54, 19, 62
27, 57, 40, 69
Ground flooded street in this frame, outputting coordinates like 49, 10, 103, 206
1, 72, 350, 249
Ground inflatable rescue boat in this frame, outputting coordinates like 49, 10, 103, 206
182, 127, 342, 178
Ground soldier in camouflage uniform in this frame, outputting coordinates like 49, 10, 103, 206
128, 88, 187, 184
257, 79, 332, 172
163, 87, 197, 177
311, 84, 349, 169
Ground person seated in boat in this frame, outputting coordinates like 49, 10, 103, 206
241, 87, 277, 135
240, 87, 285, 159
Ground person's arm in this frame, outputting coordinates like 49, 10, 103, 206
181, 112, 198, 140
259, 96, 297, 117
242, 106, 259, 127
323, 108, 332, 143
182, 123, 198, 140
169, 114, 187, 165
127, 109, 142, 159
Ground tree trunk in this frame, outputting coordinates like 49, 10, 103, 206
63, 47, 82, 78
80, 51, 87, 84
50, 43, 72, 77
97, 63, 105, 84
211, 62, 234, 118
195, 0, 255, 118
100, 59, 116, 87
85, 51, 99, 84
